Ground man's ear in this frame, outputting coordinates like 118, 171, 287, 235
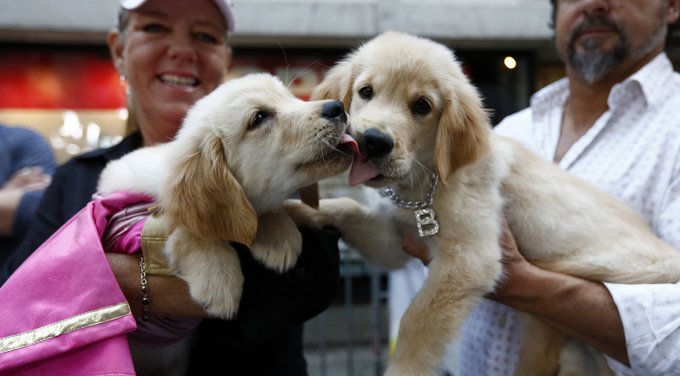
668, 0, 680, 25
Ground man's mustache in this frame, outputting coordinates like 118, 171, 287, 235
569, 16, 623, 43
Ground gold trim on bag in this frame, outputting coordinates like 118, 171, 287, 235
0, 302, 131, 353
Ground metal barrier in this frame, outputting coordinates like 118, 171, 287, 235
305, 245, 390, 376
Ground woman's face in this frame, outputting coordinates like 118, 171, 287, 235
109, 0, 232, 144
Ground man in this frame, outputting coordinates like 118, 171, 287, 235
0, 124, 55, 257
467, 0, 680, 374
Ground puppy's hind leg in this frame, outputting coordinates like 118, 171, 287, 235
514, 314, 563, 376
166, 228, 244, 319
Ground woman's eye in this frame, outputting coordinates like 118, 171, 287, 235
412, 98, 432, 115
195, 32, 219, 44
142, 23, 167, 34
358, 86, 373, 100
249, 111, 271, 129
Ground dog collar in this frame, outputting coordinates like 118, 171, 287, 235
379, 173, 440, 237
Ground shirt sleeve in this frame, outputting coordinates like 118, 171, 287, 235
604, 282, 680, 375
654, 165, 680, 251
604, 161, 680, 375
8, 127, 57, 234
9, 127, 56, 173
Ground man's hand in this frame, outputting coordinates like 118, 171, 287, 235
488, 218, 538, 301
0, 167, 52, 235
401, 234, 431, 265
3, 167, 52, 192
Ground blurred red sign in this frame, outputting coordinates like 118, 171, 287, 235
0, 51, 126, 109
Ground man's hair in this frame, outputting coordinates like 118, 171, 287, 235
548, 0, 679, 44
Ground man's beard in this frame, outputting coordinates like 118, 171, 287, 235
566, 17, 629, 83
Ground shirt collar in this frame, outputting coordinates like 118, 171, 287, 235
530, 52, 674, 115
621, 52, 673, 107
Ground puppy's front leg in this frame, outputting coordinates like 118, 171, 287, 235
386, 245, 502, 376
284, 197, 410, 269
250, 211, 302, 272
165, 228, 243, 319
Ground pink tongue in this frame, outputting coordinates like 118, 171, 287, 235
338, 134, 380, 186
349, 155, 380, 186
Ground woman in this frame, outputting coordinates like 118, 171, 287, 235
2, 0, 340, 374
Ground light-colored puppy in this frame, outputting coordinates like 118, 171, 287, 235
288, 31, 680, 375
98, 73, 355, 319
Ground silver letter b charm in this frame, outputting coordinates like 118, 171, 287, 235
415, 208, 439, 237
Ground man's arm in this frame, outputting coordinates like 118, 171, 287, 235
489, 221, 629, 365
0, 168, 52, 235
402, 224, 630, 365
0, 126, 56, 236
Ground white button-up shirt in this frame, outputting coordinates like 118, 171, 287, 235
459, 52, 680, 375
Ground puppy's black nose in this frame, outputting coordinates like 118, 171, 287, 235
321, 100, 347, 123
363, 128, 394, 160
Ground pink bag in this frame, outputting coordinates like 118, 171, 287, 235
0, 191, 154, 375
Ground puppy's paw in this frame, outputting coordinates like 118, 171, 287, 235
250, 211, 302, 272
166, 230, 244, 319
282, 199, 322, 228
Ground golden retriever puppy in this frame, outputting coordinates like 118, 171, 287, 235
287, 31, 680, 375
98, 73, 355, 319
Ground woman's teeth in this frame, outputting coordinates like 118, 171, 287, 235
160, 74, 198, 87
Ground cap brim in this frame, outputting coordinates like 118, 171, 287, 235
119, 0, 234, 32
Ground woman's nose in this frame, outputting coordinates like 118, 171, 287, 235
167, 35, 198, 62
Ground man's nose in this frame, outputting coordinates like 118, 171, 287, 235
580, 0, 611, 16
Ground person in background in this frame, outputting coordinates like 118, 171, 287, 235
400, 0, 680, 374
0, 124, 55, 258
0, 0, 340, 375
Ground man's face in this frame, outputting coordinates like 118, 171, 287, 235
554, 0, 672, 83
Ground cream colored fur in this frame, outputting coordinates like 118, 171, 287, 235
286, 32, 680, 375
98, 73, 352, 319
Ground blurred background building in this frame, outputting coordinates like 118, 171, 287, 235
2, 0, 678, 161
1, 1, 678, 374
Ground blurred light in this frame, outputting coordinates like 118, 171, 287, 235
65, 143, 81, 155
504, 56, 517, 70
118, 108, 129, 121
59, 110, 83, 139
86, 122, 101, 147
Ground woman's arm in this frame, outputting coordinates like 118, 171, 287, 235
106, 252, 205, 317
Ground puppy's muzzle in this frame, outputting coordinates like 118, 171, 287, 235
322, 100, 347, 123
361, 128, 394, 160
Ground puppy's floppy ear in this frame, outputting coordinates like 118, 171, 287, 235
311, 59, 354, 108
435, 80, 491, 181
162, 129, 257, 246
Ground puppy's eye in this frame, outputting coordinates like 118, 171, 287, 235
412, 98, 432, 115
358, 86, 373, 100
249, 111, 271, 130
